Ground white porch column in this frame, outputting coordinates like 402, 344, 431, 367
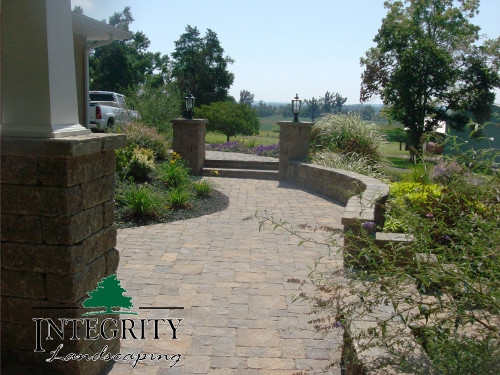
1, 0, 90, 138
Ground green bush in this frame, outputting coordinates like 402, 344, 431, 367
311, 114, 385, 161
120, 122, 170, 160
116, 183, 164, 219
128, 147, 155, 181
115, 146, 156, 181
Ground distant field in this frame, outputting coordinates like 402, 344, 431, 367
205, 132, 278, 146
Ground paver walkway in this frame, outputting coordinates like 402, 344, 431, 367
108, 173, 345, 375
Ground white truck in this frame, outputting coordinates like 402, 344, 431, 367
88, 91, 138, 131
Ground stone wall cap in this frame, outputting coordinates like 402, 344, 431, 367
1, 133, 127, 157
171, 118, 208, 124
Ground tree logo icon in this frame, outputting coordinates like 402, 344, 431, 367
82, 274, 137, 316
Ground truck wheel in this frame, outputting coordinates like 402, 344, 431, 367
107, 118, 115, 129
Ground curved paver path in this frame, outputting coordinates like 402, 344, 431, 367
109, 175, 345, 375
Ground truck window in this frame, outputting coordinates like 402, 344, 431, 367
90, 93, 114, 102
117, 96, 126, 107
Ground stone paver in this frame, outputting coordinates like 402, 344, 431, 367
108, 176, 345, 375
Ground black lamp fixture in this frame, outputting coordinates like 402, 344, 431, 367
185, 93, 195, 120
292, 93, 301, 122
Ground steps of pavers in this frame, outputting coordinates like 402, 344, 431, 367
204, 159, 279, 170
202, 158, 279, 180
202, 167, 279, 180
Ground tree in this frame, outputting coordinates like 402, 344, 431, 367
320, 91, 347, 114
360, 0, 500, 160
239, 90, 255, 106
87, 7, 170, 93
171, 25, 235, 107
82, 274, 137, 315
196, 101, 259, 142
304, 97, 321, 122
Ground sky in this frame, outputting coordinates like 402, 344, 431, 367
72, 0, 500, 105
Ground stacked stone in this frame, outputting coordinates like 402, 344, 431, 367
277, 121, 313, 180
172, 119, 207, 176
1, 133, 126, 374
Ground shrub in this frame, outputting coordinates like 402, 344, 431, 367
120, 122, 170, 160
116, 183, 164, 219
156, 153, 191, 188
126, 81, 182, 135
311, 114, 385, 161
128, 147, 155, 181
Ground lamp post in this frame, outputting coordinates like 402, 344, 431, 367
185, 93, 195, 120
292, 93, 302, 122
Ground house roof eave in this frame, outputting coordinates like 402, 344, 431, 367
72, 13, 133, 46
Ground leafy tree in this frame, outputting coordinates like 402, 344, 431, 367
171, 25, 235, 107
88, 7, 170, 93
320, 91, 347, 114
360, 0, 500, 160
239, 90, 255, 106
304, 97, 321, 122
126, 81, 182, 134
196, 101, 259, 142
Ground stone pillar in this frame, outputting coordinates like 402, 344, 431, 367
1, 0, 89, 138
171, 119, 207, 176
278, 121, 314, 180
0, 133, 127, 374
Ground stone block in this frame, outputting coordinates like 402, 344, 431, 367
42, 205, 103, 245
102, 201, 115, 227
81, 174, 114, 209
1, 214, 43, 243
0, 155, 38, 185
1, 226, 117, 274
105, 248, 120, 274
6, 296, 81, 324
1, 184, 83, 216
1, 270, 46, 299
45, 255, 107, 303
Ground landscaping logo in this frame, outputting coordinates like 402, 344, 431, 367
33, 274, 183, 368
82, 274, 137, 316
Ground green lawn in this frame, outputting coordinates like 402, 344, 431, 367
205, 132, 279, 146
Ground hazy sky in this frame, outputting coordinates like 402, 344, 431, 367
72, 0, 500, 104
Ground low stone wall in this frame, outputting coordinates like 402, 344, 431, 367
284, 161, 389, 227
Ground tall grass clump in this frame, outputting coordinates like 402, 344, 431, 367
310, 151, 388, 181
116, 183, 164, 219
311, 114, 385, 162
155, 152, 191, 188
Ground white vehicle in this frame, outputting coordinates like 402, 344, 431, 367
88, 91, 138, 130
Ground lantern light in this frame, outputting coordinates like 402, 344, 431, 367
292, 94, 301, 122
185, 94, 195, 119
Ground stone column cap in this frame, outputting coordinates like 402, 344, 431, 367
277, 121, 314, 126
171, 118, 208, 124
1, 133, 127, 157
